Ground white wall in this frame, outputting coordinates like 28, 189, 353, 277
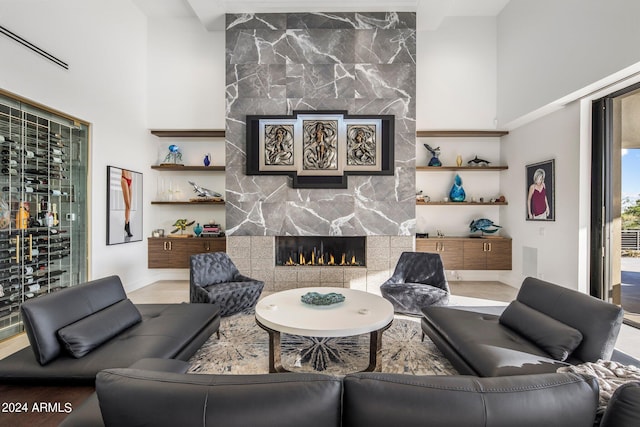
144, 15, 227, 281
0, 0, 154, 291
146, 17, 225, 129
417, 16, 503, 281
497, 0, 640, 126
499, 102, 581, 289
417, 16, 497, 130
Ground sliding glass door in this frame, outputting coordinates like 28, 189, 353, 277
592, 83, 640, 327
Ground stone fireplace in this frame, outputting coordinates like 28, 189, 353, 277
224, 12, 416, 292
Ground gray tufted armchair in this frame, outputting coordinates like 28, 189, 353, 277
380, 251, 450, 316
190, 252, 264, 317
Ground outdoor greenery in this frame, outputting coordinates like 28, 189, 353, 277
623, 197, 640, 229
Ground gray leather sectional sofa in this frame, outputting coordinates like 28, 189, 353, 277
422, 276, 625, 376
61, 358, 608, 427
0, 275, 220, 384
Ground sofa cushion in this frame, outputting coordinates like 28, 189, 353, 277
21, 276, 127, 365
499, 300, 583, 361
422, 306, 570, 376
58, 299, 142, 358
516, 277, 623, 362
96, 370, 342, 427
342, 372, 599, 427
0, 303, 220, 384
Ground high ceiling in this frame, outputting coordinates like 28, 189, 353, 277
133, 0, 511, 30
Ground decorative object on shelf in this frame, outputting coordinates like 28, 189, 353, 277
188, 180, 223, 200
200, 223, 223, 237
456, 155, 463, 167
423, 143, 442, 167
416, 190, 429, 202
469, 218, 502, 236
193, 223, 203, 237
162, 144, 183, 165
300, 291, 345, 306
203, 153, 211, 167
246, 110, 394, 188
467, 155, 490, 166
526, 159, 555, 221
107, 166, 143, 245
449, 174, 466, 202
170, 218, 195, 236
151, 229, 165, 238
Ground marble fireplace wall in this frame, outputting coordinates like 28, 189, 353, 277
224, 12, 417, 236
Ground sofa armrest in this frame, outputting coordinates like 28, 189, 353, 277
60, 359, 191, 427
599, 382, 640, 427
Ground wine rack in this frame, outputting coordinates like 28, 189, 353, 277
0, 91, 89, 340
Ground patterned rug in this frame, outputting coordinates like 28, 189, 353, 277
188, 311, 457, 376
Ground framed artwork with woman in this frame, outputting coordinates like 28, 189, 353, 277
526, 159, 555, 221
107, 166, 143, 244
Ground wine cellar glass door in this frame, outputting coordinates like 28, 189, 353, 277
0, 92, 89, 340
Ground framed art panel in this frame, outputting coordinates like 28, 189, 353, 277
526, 159, 555, 221
107, 166, 143, 244
246, 110, 394, 188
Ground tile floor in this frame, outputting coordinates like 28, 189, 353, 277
1, 280, 639, 360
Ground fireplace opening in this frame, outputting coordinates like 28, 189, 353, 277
275, 236, 366, 267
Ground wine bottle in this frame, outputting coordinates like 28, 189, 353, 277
1, 167, 17, 175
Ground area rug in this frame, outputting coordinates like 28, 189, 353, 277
188, 311, 457, 376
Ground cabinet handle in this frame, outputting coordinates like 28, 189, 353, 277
168, 241, 172, 251
487, 243, 492, 252
163, 241, 172, 251
205, 243, 210, 251
13, 235, 20, 263
28, 234, 33, 261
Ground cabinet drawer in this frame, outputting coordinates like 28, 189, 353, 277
415, 239, 464, 270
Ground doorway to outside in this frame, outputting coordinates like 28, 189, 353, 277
592, 84, 640, 328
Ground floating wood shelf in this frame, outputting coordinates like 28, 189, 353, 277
151, 165, 225, 171
416, 130, 509, 137
416, 201, 508, 206
416, 166, 508, 171
151, 201, 226, 205
150, 129, 225, 138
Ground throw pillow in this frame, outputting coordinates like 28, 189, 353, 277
499, 300, 583, 361
57, 299, 141, 358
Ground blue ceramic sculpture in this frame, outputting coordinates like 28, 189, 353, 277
449, 174, 466, 202
203, 154, 211, 167
469, 218, 502, 235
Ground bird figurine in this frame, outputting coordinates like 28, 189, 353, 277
423, 143, 442, 167
469, 218, 502, 235
467, 155, 491, 166
171, 219, 195, 234
188, 180, 222, 198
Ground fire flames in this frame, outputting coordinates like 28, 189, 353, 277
285, 252, 359, 266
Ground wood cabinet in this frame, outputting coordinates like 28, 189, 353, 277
462, 238, 512, 270
148, 237, 226, 269
415, 238, 464, 270
416, 237, 511, 270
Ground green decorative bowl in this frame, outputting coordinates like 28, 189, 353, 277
301, 292, 345, 306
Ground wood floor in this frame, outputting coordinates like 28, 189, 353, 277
0, 280, 638, 426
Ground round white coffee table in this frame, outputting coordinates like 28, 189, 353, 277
255, 287, 394, 373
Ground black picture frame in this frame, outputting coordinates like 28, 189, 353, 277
526, 159, 555, 221
246, 110, 394, 188
107, 166, 143, 244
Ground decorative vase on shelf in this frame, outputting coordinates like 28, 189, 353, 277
203, 154, 211, 167
456, 155, 463, 167
449, 174, 466, 202
193, 223, 203, 237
